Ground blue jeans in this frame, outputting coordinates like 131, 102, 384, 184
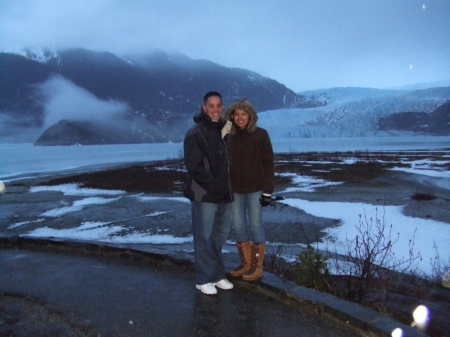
231, 191, 265, 244
191, 201, 231, 285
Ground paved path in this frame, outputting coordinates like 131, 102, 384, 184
0, 247, 363, 337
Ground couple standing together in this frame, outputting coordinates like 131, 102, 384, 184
183, 91, 274, 295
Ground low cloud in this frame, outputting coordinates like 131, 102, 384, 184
37, 75, 131, 130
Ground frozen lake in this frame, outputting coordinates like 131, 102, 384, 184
1, 136, 449, 181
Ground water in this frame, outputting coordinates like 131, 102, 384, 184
0, 142, 183, 181
1, 136, 449, 181
272, 136, 450, 153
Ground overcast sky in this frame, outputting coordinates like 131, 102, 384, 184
1, 0, 449, 92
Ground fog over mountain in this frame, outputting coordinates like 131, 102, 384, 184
2, 1, 449, 92
37, 76, 130, 129
0, 48, 324, 144
1, 48, 449, 145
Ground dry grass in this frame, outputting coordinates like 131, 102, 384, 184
274, 152, 394, 183
38, 150, 449, 195
38, 159, 186, 194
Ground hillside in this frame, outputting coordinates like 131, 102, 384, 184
0, 48, 324, 145
1, 48, 450, 144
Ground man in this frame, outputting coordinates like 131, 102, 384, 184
183, 91, 234, 295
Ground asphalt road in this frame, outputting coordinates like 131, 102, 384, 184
0, 247, 363, 337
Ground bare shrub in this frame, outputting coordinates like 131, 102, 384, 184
267, 205, 445, 328
353, 149, 370, 160
328, 207, 422, 308
425, 240, 450, 286
263, 245, 295, 280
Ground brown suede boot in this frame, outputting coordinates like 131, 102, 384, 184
242, 243, 266, 281
230, 241, 251, 277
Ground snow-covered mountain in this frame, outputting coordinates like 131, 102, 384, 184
0, 48, 325, 145
258, 87, 450, 138
1, 48, 450, 144
3, 47, 60, 64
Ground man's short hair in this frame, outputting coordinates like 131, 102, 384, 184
203, 91, 222, 103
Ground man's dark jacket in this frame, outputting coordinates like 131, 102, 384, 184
183, 112, 233, 203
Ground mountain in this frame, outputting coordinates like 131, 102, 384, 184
1, 48, 325, 145
2, 48, 450, 145
379, 100, 450, 135
258, 87, 450, 138
0, 53, 53, 124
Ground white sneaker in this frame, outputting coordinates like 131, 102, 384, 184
196, 283, 217, 295
214, 279, 234, 290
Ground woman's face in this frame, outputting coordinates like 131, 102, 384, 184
233, 108, 250, 129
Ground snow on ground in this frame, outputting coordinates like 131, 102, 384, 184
27, 221, 193, 244
8, 218, 45, 230
29, 183, 126, 196
12, 158, 449, 276
12, 183, 193, 244
278, 198, 449, 276
390, 164, 450, 178
42, 196, 122, 217
2, 139, 449, 275
134, 194, 190, 204
276, 172, 342, 192
27, 184, 125, 217
389, 158, 450, 190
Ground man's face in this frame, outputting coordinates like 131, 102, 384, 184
202, 96, 223, 121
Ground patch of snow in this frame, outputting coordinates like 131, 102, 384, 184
42, 196, 121, 217
278, 198, 450, 275
276, 172, 342, 192
8, 218, 45, 229
30, 183, 125, 196
25, 221, 193, 244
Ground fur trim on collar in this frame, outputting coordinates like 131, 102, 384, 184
224, 101, 258, 134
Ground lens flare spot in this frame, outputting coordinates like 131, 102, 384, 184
422, 4, 426, 10
412, 305, 428, 327
442, 270, 450, 288
409, 64, 413, 70
391, 328, 403, 337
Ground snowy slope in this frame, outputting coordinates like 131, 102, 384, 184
3, 47, 60, 64
258, 87, 450, 138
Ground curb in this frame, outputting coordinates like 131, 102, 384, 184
0, 234, 427, 337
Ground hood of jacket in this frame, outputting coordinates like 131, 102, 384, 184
224, 101, 258, 135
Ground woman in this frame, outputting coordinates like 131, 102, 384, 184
225, 98, 274, 281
